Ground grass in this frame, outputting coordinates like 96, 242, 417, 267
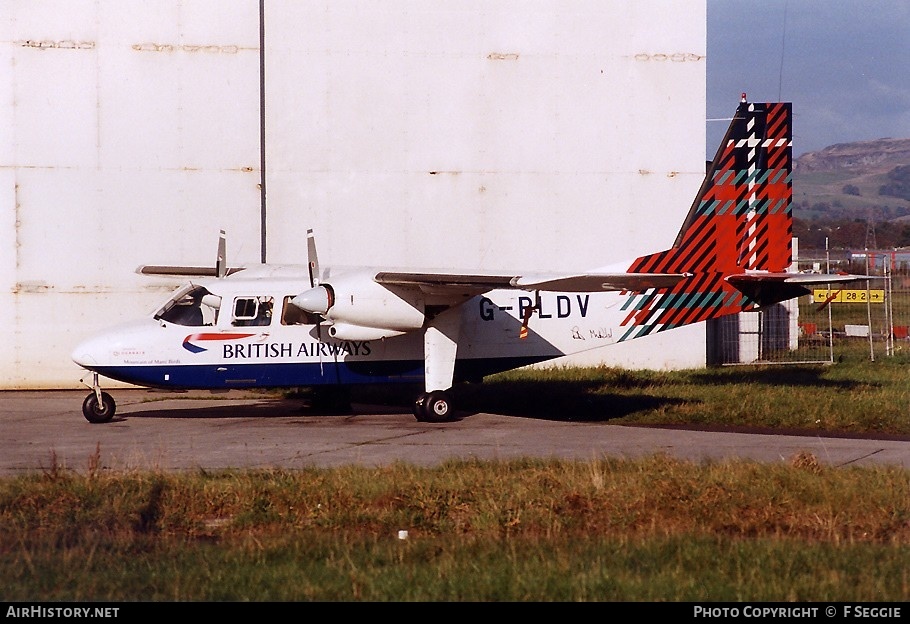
3, 357, 910, 602
351, 350, 910, 435
2, 457, 909, 601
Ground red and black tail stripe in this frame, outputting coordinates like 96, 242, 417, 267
619, 101, 792, 341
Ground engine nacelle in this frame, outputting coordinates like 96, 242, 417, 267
327, 323, 406, 341
292, 269, 426, 334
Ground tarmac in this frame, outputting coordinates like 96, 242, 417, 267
3, 389, 910, 476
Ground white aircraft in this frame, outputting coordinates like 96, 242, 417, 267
71, 98, 871, 423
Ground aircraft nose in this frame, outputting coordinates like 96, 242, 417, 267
71, 319, 156, 371
72, 346, 96, 368
71, 336, 103, 368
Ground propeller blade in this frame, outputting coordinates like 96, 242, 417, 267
215, 229, 227, 278
307, 228, 320, 288
306, 229, 325, 338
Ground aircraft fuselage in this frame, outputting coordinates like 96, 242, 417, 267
72, 275, 628, 392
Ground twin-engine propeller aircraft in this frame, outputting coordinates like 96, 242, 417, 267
72, 97, 872, 423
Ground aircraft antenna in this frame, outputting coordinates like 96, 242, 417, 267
777, 0, 788, 100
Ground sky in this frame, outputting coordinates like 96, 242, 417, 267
707, 0, 910, 157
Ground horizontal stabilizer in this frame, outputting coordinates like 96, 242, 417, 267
727, 271, 875, 307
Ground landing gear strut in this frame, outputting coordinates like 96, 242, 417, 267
81, 373, 116, 423
413, 390, 453, 423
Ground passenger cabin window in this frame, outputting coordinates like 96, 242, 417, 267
155, 285, 220, 327
281, 295, 322, 325
232, 296, 273, 326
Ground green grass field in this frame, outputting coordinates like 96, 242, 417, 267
2, 457, 908, 602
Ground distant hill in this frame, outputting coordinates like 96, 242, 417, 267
792, 138, 910, 251
795, 138, 910, 172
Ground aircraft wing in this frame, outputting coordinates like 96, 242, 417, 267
136, 230, 244, 278
376, 268, 874, 301
136, 265, 246, 277
374, 271, 688, 295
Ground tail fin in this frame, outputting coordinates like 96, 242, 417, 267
618, 98, 855, 340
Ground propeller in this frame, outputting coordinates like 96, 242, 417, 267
304, 228, 327, 339
307, 228, 320, 288
215, 229, 227, 278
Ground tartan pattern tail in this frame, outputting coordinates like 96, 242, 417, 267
619, 100, 793, 341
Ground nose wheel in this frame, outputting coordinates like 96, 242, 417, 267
82, 391, 116, 423
413, 390, 453, 423
81, 373, 116, 423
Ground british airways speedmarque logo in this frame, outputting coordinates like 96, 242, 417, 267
182, 333, 255, 353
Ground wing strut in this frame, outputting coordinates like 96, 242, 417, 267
415, 309, 461, 423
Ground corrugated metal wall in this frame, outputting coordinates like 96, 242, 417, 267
1, 1, 706, 388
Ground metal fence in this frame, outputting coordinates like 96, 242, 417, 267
708, 250, 910, 365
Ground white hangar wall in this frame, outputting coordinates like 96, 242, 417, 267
1, 1, 706, 389
264, 0, 708, 370
2, 0, 263, 389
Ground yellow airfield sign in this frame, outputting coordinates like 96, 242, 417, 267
812, 289, 885, 304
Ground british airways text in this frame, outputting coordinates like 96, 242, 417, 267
223, 340, 371, 359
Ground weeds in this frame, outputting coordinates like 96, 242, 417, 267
1, 456, 909, 600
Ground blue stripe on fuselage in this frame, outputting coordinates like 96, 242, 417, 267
87, 356, 555, 390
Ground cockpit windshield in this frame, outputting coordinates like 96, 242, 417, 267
155, 284, 222, 326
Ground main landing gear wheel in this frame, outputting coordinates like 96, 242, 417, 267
82, 392, 116, 424
413, 390, 452, 423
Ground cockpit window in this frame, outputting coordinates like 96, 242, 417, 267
155, 285, 220, 327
